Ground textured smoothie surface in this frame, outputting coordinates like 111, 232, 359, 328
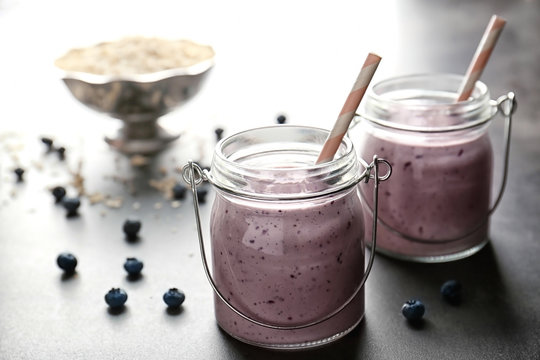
209, 188, 366, 347
358, 129, 493, 259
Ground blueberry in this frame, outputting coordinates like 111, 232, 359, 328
172, 183, 187, 200
56, 146, 66, 161
57, 252, 77, 273
40, 137, 54, 151
123, 219, 142, 240
214, 127, 224, 142
163, 288, 185, 308
401, 299, 425, 321
124, 257, 144, 276
62, 197, 81, 217
105, 288, 128, 308
441, 280, 462, 304
276, 114, 287, 124
14, 167, 25, 182
196, 187, 208, 203
52, 186, 67, 203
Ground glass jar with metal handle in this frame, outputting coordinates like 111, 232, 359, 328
182, 125, 391, 349
352, 73, 515, 262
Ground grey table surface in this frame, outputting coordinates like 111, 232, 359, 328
1, 0, 539, 359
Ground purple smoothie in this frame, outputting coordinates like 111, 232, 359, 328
357, 129, 493, 260
210, 187, 365, 348
354, 73, 496, 261
206, 125, 369, 348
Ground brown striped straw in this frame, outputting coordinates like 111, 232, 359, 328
456, 15, 506, 102
316, 52, 382, 164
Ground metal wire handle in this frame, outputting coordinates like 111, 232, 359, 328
489, 92, 516, 215
182, 156, 391, 330
358, 92, 516, 245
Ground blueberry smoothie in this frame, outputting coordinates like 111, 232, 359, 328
205, 125, 369, 348
210, 188, 365, 347
354, 73, 496, 261
357, 128, 493, 260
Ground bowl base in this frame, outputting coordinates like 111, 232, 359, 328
105, 124, 179, 155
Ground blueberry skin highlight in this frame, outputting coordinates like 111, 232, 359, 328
123, 219, 142, 240
124, 257, 144, 275
214, 127, 224, 141
401, 299, 425, 321
62, 197, 81, 217
163, 288, 185, 308
196, 187, 208, 203
57, 252, 78, 273
52, 186, 67, 203
105, 288, 128, 308
172, 183, 187, 200
14, 168, 25, 182
441, 280, 462, 304
276, 114, 287, 124
40, 137, 54, 151
56, 146, 66, 161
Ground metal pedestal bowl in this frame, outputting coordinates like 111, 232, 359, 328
58, 59, 214, 155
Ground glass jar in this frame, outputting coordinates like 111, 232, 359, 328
353, 73, 515, 262
182, 125, 390, 349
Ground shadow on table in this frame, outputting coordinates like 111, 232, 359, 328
376, 241, 513, 308
370, 240, 525, 347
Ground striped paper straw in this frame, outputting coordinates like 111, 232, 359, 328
456, 15, 506, 102
316, 52, 381, 164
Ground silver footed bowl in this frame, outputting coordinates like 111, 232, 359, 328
58, 59, 214, 155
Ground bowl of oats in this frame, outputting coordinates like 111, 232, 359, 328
55, 36, 215, 155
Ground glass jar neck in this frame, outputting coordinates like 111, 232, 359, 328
359, 73, 496, 133
208, 125, 361, 200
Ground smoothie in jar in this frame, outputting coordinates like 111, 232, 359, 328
206, 126, 368, 349
354, 74, 496, 262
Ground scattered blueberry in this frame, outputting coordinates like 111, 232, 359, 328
62, 197, 81, 217
214, 127, 224, 142
172, 183, 187, 200
105, 288, 128, 308
163, 288, 185, 308
123, 219, 142, 240
441, 280, 462, 304
401, 299, 425, 321
124, 257, 144, 276
40, 137, 54, 151
57, 252, 78, 273
56, 147, 66, 161
196, 187, 208, 203
14, 167, 25, 182
51, 186, 67, 203
276, 114, 287, 124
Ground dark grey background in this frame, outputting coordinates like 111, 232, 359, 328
0, 0, 539, 359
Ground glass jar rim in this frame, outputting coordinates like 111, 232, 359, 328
358, 73, 498, 133
207, 125, 364, 200
214, 125, 355, 170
